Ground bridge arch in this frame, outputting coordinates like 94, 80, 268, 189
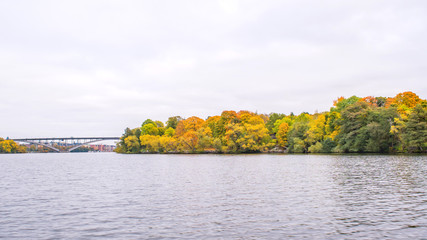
12, 137, 120, 153
15, 140, 60, 152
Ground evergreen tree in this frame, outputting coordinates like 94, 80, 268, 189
402, 104, 427, 152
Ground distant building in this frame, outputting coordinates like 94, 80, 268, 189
89, 144, 116, 152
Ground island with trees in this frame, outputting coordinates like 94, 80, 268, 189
116, 91, 427, 154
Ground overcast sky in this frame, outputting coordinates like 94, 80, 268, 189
1, 0, 426, 138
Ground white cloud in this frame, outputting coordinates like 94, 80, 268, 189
218, 0, 239, 14
137, 55, 197, 77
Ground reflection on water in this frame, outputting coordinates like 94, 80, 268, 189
0, 153, 426, 239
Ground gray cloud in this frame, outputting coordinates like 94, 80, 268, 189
1, 0, 426, 138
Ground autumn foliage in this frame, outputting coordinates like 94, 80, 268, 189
116, 91, 427, 154
0, 138, 26, 153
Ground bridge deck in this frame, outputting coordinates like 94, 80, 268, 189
12, 137, 120, 141
11, 137, 121, 152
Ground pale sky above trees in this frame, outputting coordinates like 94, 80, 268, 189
1, 0, 426, 138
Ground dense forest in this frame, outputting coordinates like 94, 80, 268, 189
0, 138, 26, 153
116, 91, 427, 154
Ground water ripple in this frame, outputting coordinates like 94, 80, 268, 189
0, 153, 426, 239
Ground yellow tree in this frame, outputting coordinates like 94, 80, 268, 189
272, 116, 293, 135
238, 120, 271, 152
221, 110, 239, 123
175, 116, 205, 137
164, 127, 175, 137
386, 91, 423, 116
223, 115, 272, 153
140, 135, 178, 153
237, 110, 255, 123
140, 135, 160, 152
305, 114, 326, 146
178, 131, 199, 152
387, 91, 422, 108
196, 127, 213, 152
174, 116, 205, 152
159, 136, 178, 152
0, 140, 12, 153
223, 123, 244, 153
124, 135, 141, 153
276, 122, 290, 147
0, 139, 26, 153
324, 111, 340, 140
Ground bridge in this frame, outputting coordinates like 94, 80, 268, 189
12, 137, 120, 152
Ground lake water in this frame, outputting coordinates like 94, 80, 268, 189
0, 153, 426, 239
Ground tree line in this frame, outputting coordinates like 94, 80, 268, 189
116, 91, 427, 154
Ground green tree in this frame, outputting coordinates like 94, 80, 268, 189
401, 104, 427, 152
213, 138, 222, 152
142, 119, 156, 127
196, 127, 214, 152
308, 142, 323, 153
320, 138, 336, 153
164, 127, 175, 137
266, 113, 285, 133
141, 123, 160, 136
206, 116, 222, 138
331, 96, 361, 112
336, 102, 397, 153
287, 113, 311, 153
335, 102, 370, 152
364, 107, 397, 152
166, 116, 183, 129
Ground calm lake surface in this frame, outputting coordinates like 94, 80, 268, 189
0, 153, 426, 239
